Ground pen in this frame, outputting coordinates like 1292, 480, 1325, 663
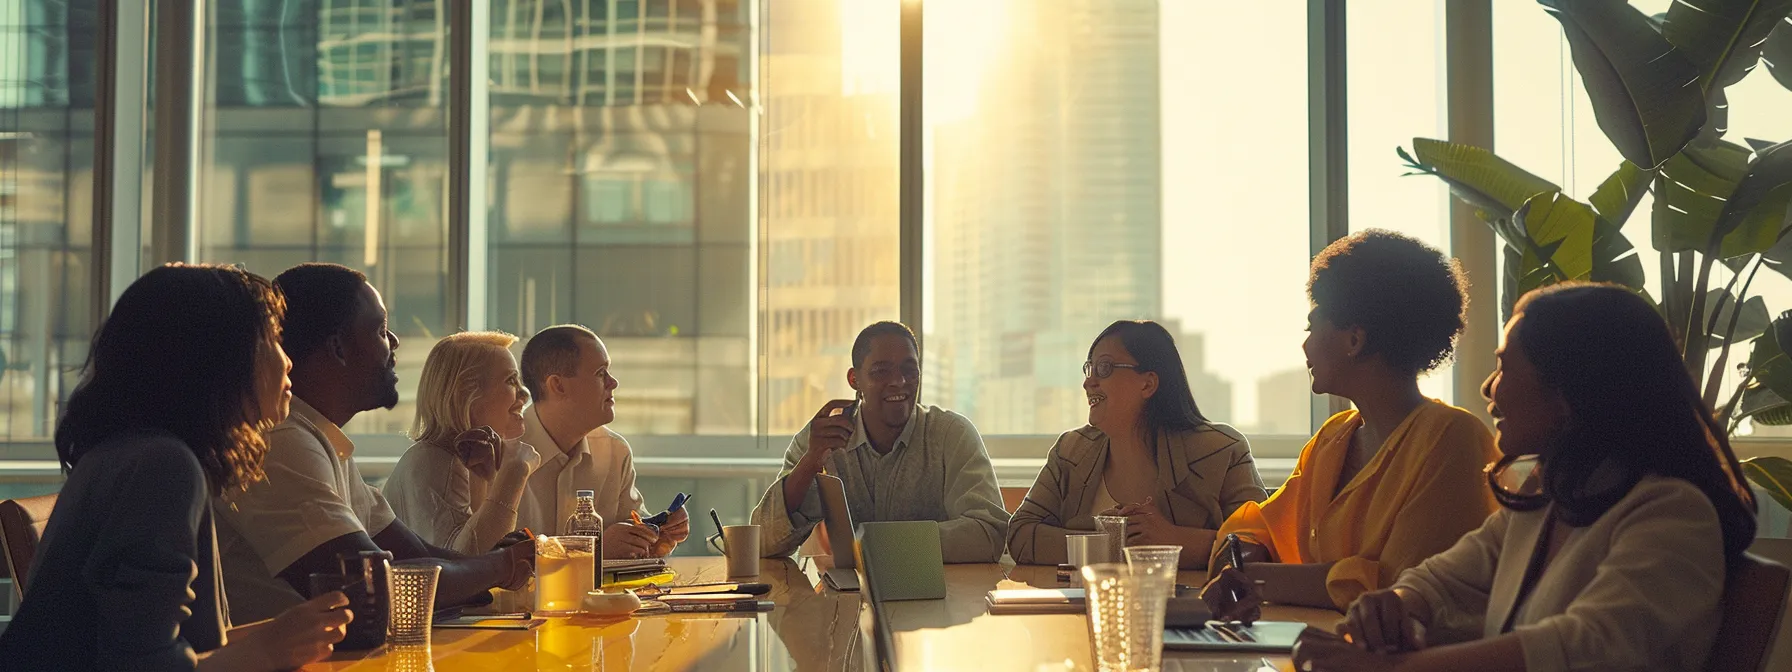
1225, 533, 1246, 607
709, 508, 726, 540
630, 510, 660, 532
664, 600, 773, 614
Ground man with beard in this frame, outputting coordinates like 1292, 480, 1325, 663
750, 321, 1008, 563
215, 263, 533, 623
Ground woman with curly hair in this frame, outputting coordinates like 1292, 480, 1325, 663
0, 264, 354, 671
1203, 230, 1500, 616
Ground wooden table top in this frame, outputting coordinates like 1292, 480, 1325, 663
302, 556, 1340, 671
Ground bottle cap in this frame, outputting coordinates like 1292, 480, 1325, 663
577, 489, 596, 498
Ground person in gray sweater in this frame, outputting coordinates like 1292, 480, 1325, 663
0, 264, 351, 671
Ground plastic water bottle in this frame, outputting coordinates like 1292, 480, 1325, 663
564, 489, 605, 543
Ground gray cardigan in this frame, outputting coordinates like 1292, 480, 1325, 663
0, 430, 227, 671
1005, 423, 1267, 566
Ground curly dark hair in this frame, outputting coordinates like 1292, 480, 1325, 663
1308, 229, 1468, 374
55, 264, 286, 494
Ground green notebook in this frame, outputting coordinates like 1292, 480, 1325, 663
855, 520, 947, 602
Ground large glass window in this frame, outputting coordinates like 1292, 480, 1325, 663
1494, 0, 1792, 437
486, 0, 758, 437
922, 0, 1313, 437
0, 0, 97, 458
197, 0, 452, 438
1348, 0, 1454, 404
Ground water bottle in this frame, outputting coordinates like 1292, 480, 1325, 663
565, 489, 605, 545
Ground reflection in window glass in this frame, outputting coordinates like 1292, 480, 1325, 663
758, 0, 900, 435
924, 0, 1313, 436
0, 0, 97, 447
198, 0, 451, 438
487, 0, 763, 436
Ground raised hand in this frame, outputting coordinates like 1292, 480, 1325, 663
453, 426, 503, 479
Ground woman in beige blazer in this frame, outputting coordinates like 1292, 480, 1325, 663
1290, 283, 1758, 672
1006, 320, 1267, 569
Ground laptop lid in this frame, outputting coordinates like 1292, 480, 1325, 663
816, 472, 857, 569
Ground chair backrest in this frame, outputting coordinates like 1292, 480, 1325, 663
1709, 550, 1792, 672
0, 493, 57, 600
999, 486, 1028, 514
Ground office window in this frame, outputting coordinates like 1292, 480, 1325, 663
1494, 1, 1792, 435
485, 0, 898, 437
1348, 0, 1455, 404
923, 0, 1313, 436
198, 0, 451, 439
0, 0, 97, 449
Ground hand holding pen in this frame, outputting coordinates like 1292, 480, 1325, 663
1199, 534, 1263, 625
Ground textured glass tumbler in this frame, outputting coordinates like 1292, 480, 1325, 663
385, 644, 435, 672
1081, 562, 1173, 672
1093, 516, 1128, 559
1122, 545, 1183, 586
387, 565, 441, 646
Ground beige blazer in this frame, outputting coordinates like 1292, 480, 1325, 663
1005, 423, 1267, 566
1394, 475, 1727, 672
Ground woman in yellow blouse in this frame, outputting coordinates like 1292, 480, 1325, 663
1204, 229, 1500, 616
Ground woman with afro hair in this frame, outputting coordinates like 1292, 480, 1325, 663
1202, 229, 1500, 617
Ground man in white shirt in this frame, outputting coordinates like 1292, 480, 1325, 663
517, 324, 689, 558
215, 263, 532, 623
750, 321, 1009, 563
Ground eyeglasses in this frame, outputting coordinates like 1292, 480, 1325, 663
1082, 360, 1141, 379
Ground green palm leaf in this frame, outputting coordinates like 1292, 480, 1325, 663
1541, 0, 1708, 168
1742, 456, 1792, 512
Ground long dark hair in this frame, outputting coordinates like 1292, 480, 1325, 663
1507, 282, 1755, 562
55, 264, 287, 494
1089, 320, 1209, 445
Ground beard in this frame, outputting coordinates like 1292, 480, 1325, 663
373, 363, 401, 411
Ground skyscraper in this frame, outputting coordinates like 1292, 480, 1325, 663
758, 0, 901, 435
932, 0, 1162, 433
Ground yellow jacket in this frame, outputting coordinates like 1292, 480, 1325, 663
1213, 400, 1499, 610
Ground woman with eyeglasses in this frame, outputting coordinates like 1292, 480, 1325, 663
1203, 230, 1500, 617
1291, 282, 1757, 672
1006, 320, 1267, 569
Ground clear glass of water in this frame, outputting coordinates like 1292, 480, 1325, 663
1081, 562, 1174, 672
1093, 515, 1128, 559
1122, 545, 1183, 586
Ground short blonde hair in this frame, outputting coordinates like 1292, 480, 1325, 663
410, 331, 520, 446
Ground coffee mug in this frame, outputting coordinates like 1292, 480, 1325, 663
707, 524, 761, 577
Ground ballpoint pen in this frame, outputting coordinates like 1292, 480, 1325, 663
1225, 533, 1246, 607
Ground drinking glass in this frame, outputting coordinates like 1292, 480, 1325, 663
1094, 515, 1128, 559
536, 535, 598, 615
387, 565, 440, 646
1122, 545, 1183, 586
1081, 562, 1173, 672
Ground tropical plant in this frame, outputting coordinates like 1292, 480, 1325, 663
1397, 0, 1792, 509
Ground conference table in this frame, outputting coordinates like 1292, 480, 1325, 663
301, 555, 1341, 671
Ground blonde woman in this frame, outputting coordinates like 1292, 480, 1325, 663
383, 331, 542, 555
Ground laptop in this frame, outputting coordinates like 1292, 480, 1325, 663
816, 473, 861, 592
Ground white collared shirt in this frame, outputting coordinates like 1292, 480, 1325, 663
214, 397, 396, 623
516, 406, 647, 535
749, 404, 1009, 563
